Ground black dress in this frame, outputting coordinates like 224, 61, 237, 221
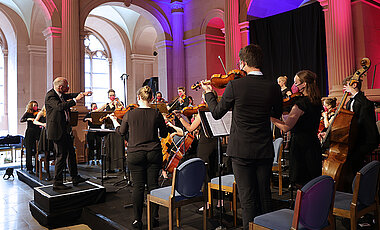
20, 112, 41, 171
289, 96, 323, 186
281, 87, 291, 98
37, 116, 54, 153
104, 104, 125, 171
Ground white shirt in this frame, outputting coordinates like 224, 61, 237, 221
247, 70, 263, 75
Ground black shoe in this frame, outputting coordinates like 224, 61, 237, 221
72, 176, 89, 186
27, 170, 34, 175
152, 217, 160, 228
53, 183, 72, 190
132, 220, 142, 229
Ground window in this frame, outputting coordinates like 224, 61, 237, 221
84, 34, 110, 109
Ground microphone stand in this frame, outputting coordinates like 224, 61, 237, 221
120, 74, 129, 106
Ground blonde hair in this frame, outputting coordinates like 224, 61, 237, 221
26, 101, 38, 113
277, 76, 287, 83
137, 86, 153, 101
41, 105, 46, 117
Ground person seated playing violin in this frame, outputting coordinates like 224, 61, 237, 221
96, 89, 124, 113
167, 86, 189, 112
152, 91, 167, 104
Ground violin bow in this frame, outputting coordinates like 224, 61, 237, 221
218, 56, 227, 74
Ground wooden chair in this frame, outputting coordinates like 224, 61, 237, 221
208, 174, 238, 227
250, 175, 335, 230
35, 140, 54, 180
333, 160, 380, 230
272, 138, 284, 195
147, 158, 207, 230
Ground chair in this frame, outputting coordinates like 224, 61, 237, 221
208, 174, 237, 227
333, 160, 380, 230
272, 137, 284, 195
147, 158, 207, 230
250, 175, 335, 230
35, 140, 54, 180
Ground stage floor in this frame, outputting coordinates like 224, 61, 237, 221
17, 163, 373, 230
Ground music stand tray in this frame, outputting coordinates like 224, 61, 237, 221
91, 111, 113, 126
150, 103, 169, 114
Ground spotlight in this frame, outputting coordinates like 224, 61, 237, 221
153, 51, 158, 56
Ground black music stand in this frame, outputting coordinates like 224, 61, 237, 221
199, 110, 232, 230
85, 128, 117, 185
150, 102, 169, 114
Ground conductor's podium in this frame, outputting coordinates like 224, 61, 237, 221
30, 181, 105, 228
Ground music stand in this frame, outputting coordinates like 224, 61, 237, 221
150, 103, 169, 114
199, 110, 232, 230
85, 128, 117, 185
90, 111, 113, 126
69, 111, 79, 127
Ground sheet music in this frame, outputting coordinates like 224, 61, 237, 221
221, 111, 232, 134
205, 111, 232, 136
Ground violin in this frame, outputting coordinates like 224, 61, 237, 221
282, 92, 303, 108
318, 108, 336, 133
99, 103, 139, 122
181, 103, 208, 117
33, 110, 41, 116
191, 69, 246, 90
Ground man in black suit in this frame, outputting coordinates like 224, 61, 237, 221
201, 44, 282, 229
343, 76, 379, 173
45, 77, 92, 190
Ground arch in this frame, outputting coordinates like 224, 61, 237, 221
200, 9, 224, 35
30, 4, 48, 45
132, 17, 157, 54
33, 0, 61, 27
0, 3, 30, 135
80, 0, 172, 42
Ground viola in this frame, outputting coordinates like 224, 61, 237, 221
181, 103, 208, 117
191, 69, 246, 90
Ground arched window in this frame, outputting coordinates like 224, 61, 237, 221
84, 33, 110, 108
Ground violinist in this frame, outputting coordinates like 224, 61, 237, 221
109, 86, 169, 229
202, 44, 283, 229
167, 86, 189, 112
83, 103, 102, 165
152, 91, 167, 104
175, 90, 219, 211
271, 70, 322, 188
277, 76, 292, 98
33, 105, 55, 166
96, 89, 124, 172
20, 100, 42, 174
343, 75, 379, 173
321, 97, 337, 130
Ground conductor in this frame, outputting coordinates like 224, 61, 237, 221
45, 77, 92, 190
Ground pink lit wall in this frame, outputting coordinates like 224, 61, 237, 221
206, 21, 226, 96
352, 2, 380, 89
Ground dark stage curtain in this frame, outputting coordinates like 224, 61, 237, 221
249, 2, 328, 96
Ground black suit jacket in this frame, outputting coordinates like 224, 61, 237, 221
45, 89, 79, 141
346, 91, 379, 149
205, 74, 283, 159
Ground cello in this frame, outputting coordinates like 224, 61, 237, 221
165, 132, 194, 173
321, 57, 371, 190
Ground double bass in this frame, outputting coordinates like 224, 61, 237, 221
321, 57, 370, 190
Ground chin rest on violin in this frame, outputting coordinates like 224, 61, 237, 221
191, 69, 246, 90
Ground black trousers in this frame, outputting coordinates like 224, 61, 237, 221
231, 157, 273, 230
127, 149, 162, 222
53, 133, 78, 183
87, 132, 101, 160
25, 129, 40, 171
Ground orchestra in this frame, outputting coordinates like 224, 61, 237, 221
20, 53, 379, 230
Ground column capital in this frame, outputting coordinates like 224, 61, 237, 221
27, 45, 47, 55
43, 27, 62, 39
2, 49, 8, 57
155, 40, 173, 49
171, 0, 184, 13
318, 0, 329, 10
239, 21, 249, 32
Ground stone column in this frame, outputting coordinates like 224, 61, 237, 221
43, 27, 62, 90
1, 49, 9, 132
155, 40, 173, 100
62, 0, 81, 93
27, 45, 46, 103
239, 21, 250, 49
319, 0, 355, 97
171, 0, 185, 94
225, 0, 241, 70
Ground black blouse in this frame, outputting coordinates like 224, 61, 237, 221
116, 108, 169, 153
20, 112, 40, 131
292, 97, 323, 135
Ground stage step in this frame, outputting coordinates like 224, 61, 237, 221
30, 181, 105, 228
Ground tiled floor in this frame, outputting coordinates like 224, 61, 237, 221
0, 170, 91, 230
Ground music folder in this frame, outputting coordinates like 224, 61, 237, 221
90, 111, 113, 126
150, 103, 169, 114
198, 110, 232, 138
